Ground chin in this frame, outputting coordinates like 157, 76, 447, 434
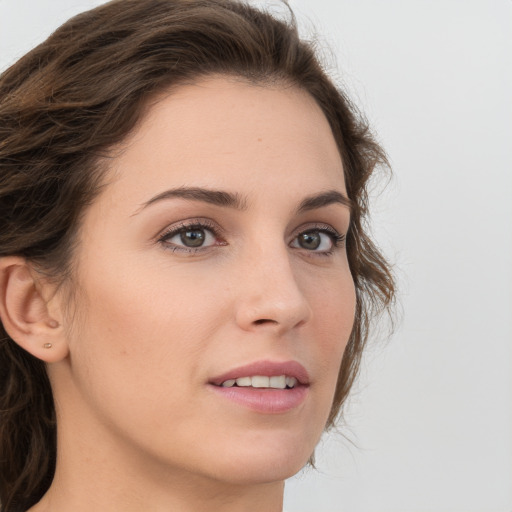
202, 432, 315, 485
212, 458, 308, 486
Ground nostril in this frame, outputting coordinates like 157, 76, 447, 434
253, 318, 276, 325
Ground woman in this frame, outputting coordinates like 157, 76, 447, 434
0, 0, 394, 510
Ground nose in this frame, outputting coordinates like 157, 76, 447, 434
234, 245, 312, 335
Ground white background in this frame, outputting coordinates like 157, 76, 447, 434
1, 1, 511, 511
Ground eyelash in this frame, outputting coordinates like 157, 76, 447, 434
296, 224, 346, 256
157, 219, 224, 254
157, 220, 346, 256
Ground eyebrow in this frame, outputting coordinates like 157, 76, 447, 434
134, 186, 351, 215
134, 186, 248, 215
297, 190, 352, 214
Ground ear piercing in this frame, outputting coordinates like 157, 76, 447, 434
43, 343, 53, 349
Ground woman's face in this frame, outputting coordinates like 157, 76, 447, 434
53, 77, 355, 485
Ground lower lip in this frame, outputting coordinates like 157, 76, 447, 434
208, 384, 309, 414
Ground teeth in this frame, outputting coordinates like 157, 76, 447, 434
269, 375, 286, 389
286, 377, 297, 388
235, 377, 252, 387
251, 376, 269, 388
220, 375, 297, 389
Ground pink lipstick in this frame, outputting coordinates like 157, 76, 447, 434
208, 360, 310, 414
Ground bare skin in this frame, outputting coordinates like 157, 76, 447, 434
5, 77, 355, 511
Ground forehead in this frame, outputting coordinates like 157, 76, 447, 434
103, 77, 346, 208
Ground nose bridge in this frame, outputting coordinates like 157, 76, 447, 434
234, 232, 312, 332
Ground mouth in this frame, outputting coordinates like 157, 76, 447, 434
208, 360, 310, 414
217, 375, 299, 389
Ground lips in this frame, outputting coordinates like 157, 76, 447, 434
208, 360, 310, 414
209, 360, 310, 387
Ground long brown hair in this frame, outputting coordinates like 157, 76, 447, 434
0, 0, 395, 510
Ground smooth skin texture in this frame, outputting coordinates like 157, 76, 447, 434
12, 77, 355, 511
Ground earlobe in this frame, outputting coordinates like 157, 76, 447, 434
0, 257, 69, 363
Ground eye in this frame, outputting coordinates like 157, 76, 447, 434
175, 227, 213, 248
158, 221, 221, 252
290, 226, 345, 254
296, 231, 330, 251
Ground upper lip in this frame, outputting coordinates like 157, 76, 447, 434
209, 360, 310, 386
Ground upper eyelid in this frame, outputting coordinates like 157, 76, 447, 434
156, 218, 222, 241
290, 222, 343, 238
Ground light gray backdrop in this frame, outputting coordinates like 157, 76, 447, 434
1, 1, 510, 511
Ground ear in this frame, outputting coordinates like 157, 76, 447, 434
0, 257, 69, 363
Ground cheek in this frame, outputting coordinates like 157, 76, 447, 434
309, 267, 355, 349
66, 260, 215, 418
300, 265, 356, 403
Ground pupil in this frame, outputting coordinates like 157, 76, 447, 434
299, 232, 320, 250
180, 229, 205, 247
